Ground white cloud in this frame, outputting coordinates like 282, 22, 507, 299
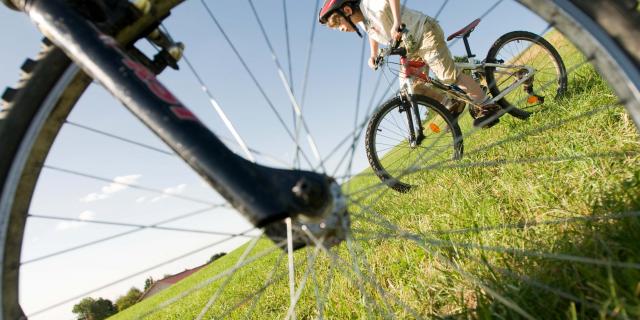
78, 210, 95, 221
150, 184, 187, 203
165, 184, 187, 195
101, 184, 126, 194
81, 174, 142, 203
81, 193, 110, 202
56, 210, 96, 231
55, 221, 77, 231
103, 175, 141, 194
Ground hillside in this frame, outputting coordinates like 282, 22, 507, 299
111, 32, 640, 319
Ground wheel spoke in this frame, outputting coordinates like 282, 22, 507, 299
27, 228, 259, 318
6, 1, 640, 319
195, 236, 261, 320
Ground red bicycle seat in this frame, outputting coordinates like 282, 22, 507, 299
447, 18, 481, 41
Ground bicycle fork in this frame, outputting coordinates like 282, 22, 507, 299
20, 0, 348, 249
400, 85, 425, 147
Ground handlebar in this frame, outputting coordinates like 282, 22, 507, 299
373, 23, 408, 70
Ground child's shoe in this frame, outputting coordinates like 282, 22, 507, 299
472, 102, 501, 128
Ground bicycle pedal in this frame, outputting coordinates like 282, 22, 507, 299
483, 118, 500, 128
473, 117, 500, 129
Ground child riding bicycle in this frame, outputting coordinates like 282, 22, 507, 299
318, 0, 500, 128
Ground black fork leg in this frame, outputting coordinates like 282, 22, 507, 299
401, 95, 424, 147
410, 96, 425, 145
24, 0, 332, 227
401, 99, 419, 147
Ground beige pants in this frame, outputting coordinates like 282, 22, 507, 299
401, 18, 463, 113
410, 18, 459, 84
410, 82, 466, 114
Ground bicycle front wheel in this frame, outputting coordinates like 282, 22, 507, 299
2, 0, 640, 319
365, 95, 463, 193
485, 30, 568, 119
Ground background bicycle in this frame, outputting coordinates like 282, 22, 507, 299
1, 0, 639, 319
366, 20, 567, 192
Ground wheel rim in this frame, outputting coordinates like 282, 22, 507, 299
368, 98, 461, 192
490, 35, 567, 113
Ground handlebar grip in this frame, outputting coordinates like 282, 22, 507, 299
391, 38, 401, 49
391, 24, 407, 49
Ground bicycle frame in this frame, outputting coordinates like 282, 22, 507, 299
390, 31, 539, 113
456, 61, 537, 104
378, 37, 538, 148
14, 0, 338, 230
400, 59, 537, 111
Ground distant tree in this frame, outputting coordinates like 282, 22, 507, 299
454, 55, 469, 63
208, 252, 227, 263
143, 276, 154, 291
92, 298, 117, 319
72, 298, 94, 320
72, 297, 117, 320
115, 287, 142, 312
454, 56, 473, 75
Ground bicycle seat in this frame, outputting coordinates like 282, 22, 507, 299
447, 18, 481, 41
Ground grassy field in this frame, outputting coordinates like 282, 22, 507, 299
111, 33, 640, 319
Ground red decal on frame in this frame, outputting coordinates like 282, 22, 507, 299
170, 106, 199, 121
122, 58, 180, 105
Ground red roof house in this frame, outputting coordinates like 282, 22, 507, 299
138, 263, 209, 301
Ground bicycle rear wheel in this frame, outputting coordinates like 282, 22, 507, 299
0, 0, 640, 319
364, 95, 463, 193
485, 31, 568, 119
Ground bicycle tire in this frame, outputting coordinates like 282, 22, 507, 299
570, 0, 640, 69
1, 0, 640, 319
364, 94, 463, 193
0, 41, 79, 320
485, 30, 568, 119
0, 1, 181, 319
520, 0, 640, 123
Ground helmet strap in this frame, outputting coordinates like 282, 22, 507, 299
337, 10, 363, 38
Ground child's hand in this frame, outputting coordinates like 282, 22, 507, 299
392, 22, 403, 41
368, 56, 378, 69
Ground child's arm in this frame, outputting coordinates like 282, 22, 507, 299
368, 37, 380, 69
389, 0, 402, 39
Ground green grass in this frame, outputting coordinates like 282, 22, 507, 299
111, 34, 640, 319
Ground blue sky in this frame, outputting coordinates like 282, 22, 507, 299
0, 1, 548, 319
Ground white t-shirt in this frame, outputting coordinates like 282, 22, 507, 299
359, 0, 428, 45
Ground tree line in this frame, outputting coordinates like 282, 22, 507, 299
72, 252, 226, 320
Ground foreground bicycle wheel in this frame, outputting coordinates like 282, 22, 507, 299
365, 95, 463, 193
1, 0, 639, 319
485, 31, 568, 118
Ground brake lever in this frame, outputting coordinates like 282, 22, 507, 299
373, 47, 390, 70
373, 52, 384, 70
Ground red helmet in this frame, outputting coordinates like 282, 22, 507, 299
318, 0, 361, 24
